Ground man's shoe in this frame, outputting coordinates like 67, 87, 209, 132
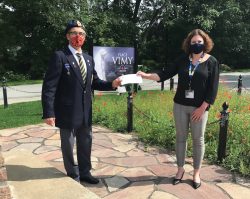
80, 174, 99, 184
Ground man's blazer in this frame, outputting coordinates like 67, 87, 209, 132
42, 47, 114, 129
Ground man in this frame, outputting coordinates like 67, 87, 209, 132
42, 20, 121, 184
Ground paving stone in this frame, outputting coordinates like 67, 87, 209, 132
150, 191, 179, 199
113, 145, 136, 153
34, 146, 60, 154
93, 126, 113, 133
0, 134, 28, 142
217, 183, 250, 199
81, 179, 109, 198
91, 156, 98, 162
183, 164, 194, 173
155, 154, 176, 164
22, 128, 44, 135
44, 140, 61, 147
40, 125, 59, 130
93, 139, 116, 148
0, 167, 8, 181
47, 133, 60, 140
93, 133, 110, 141
146, 146, 161, 155
1, 142, 18, 152
235, 175, 250, 188
92, 148, 126, 158
103, 181, 155, 199
147, 165, 176, 178
26, 129, 56, 138
18, 137, 44, 143
100, 156, 158, 167
7, 143, 41, 152
104, 176, 129, 192
105, 134, 132, 146
127, 149, 151, 157
0, 155, 4, 167
158, 176, 230, 199
113, 133, 133, 139
38, 150, 62, 161
92, 144, 107, 151
120, 167, 157, 182
0, 127, 26, 136
91, 162, 98, 170
53, 158, 63, 162
200, 165, 233, 183
92, 162, 110, 171
92, 165, 126, 178
48, 161, 66, 174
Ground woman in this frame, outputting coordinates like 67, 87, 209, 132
137, 29, 219, 189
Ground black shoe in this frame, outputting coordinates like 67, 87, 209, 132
193, 181, 201, 189
172, 171, 185, 185
80, 174, 99, 184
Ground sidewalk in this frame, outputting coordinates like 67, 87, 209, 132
0, 124, 249, 199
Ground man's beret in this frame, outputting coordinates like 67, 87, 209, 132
65, 20, 85, 34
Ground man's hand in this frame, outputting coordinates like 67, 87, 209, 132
112, 77, 122, 88
44, 117, 55, 126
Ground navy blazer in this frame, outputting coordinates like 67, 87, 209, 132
42, 47, 114, 129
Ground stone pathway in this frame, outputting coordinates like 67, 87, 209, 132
0, 124, 250, 199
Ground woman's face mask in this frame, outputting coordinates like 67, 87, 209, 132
190, 43, 204, 54
190, 35, 204, 54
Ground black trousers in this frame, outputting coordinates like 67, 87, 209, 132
60, 126, 92, 181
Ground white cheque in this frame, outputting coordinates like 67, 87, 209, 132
120, 74, 143, 85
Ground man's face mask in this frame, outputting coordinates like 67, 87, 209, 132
71, 35, 85, 48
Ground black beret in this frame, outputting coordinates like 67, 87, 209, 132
65, 20, 85, 34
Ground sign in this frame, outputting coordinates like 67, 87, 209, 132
93, 46, 135, 81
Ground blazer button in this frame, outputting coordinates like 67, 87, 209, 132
83, 91, 86, 94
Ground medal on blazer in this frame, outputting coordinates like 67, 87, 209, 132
64, 63, 70, 75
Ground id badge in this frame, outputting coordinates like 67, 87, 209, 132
185, 90, 194, 99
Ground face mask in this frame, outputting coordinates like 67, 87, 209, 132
190, 43, 204, 54
71, 35, 85, 48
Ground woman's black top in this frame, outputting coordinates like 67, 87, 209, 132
157, 54, 219, 109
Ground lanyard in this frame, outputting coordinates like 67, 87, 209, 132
188, 53, 204, 88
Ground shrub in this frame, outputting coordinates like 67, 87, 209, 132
2, 71, 30, 81
220, 64, 232, 72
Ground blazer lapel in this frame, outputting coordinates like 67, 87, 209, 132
64, 48, 85, 89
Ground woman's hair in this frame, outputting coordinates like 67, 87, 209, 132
182, 29, 214, 54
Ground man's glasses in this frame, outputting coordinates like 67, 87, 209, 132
69, 31, 86, 36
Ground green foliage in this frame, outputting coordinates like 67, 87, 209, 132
0, 0, 249, 78
1, 71, 30, 81
93, 88, 250, 177
220, 64, 232, 72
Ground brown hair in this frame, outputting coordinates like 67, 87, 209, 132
182, 29, 214, 54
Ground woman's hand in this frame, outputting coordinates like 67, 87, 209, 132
136, 71, 160, 81
136, 71, 150, 78
191, 102, 209, 122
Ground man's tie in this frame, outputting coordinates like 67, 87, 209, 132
76, 53, 87, 82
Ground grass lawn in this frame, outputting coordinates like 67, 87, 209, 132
0, 101, 42, 129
